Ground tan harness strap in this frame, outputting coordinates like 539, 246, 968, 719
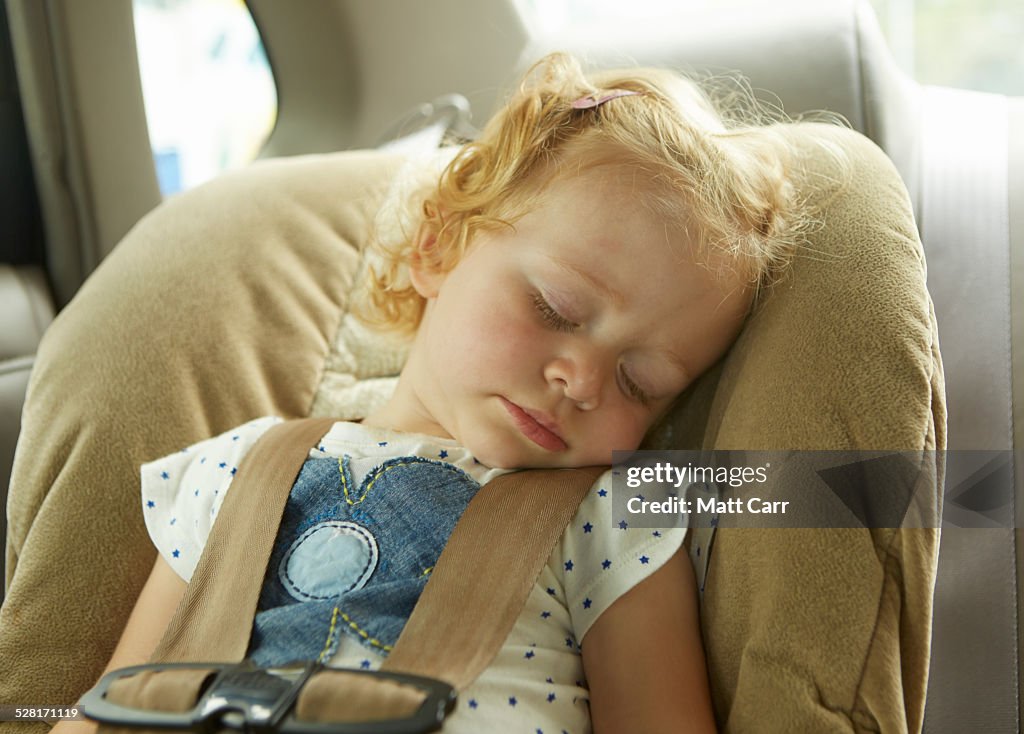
383, 465, 604, 687
103, 418, 337, 716
158, 418, 340, 662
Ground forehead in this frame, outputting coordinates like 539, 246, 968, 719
521, 167, 742, 310
520, 163, 691, 263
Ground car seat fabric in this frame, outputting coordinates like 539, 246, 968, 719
0, 124, 943, 732
658, 124, 943, 732
0, 149, 404, 725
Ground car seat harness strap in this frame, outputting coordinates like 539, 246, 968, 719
81, 418, 605, 733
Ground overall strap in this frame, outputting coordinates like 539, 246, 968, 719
98, 417, 605, 727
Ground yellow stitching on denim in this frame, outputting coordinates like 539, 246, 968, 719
340, 611, 393, 652
339, 459, 421, 507
318, 606, 341, 663
420, 567, 433, 577
339, 459, 356, 506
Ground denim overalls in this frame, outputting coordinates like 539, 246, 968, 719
248, 452, 481, 666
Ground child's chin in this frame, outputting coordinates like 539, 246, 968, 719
467, 440, 572, 471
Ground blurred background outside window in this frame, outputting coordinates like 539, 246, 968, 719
517, 0, 1024, 96
869, 0, 1023, 94
133, 0, 276, 196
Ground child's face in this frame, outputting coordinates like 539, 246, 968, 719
385, 166, 752, 469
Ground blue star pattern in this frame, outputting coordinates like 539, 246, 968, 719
139, 418, 285, 579
140, 422, 685, 733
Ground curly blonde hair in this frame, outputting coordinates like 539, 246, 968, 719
356, 52, 814, 335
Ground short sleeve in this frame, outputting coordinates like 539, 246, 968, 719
140, 416, 282, 581
556, 469, 686, 643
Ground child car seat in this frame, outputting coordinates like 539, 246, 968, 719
0, 119, 943, 731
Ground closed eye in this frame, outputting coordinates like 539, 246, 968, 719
620, 366, 652, 407
531, 292, 578, 333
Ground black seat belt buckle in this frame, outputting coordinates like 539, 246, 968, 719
79, 661, 456, 733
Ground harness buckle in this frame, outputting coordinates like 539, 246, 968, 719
79, 661, 456, 733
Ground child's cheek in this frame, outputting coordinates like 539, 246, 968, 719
609, 418, 647, 452
438, 287, 538, 381
471, 289, 541, 358
583, 409, 651, 461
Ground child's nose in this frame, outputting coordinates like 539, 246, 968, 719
545, 354, 605, 411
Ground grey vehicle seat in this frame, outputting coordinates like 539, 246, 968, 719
2, 0, 1021, 729
0, 0, 55, 592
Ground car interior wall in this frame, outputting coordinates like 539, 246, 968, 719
5, 0, 160, 307
248, 0, 529, 156
242, 0, 358, 158
1011, 95, 1024, 724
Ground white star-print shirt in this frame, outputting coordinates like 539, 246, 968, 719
141, 416, 686, 733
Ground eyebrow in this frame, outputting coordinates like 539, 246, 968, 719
546, 254, 626, 307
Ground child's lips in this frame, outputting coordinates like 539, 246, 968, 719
499, 397, 568, 452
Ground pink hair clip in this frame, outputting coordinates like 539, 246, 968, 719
571, 89, 642, 109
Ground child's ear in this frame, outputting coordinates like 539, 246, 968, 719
408, 222, 446, 299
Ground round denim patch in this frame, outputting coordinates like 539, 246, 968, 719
279, 521, 378, 601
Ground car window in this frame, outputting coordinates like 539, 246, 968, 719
133, 0, 277, 196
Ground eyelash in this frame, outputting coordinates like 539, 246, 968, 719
531, 292, 578, 333
620, 369, 652, 407
531, 291, 652, 407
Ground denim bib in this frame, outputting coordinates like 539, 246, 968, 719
247, 453, 480, 666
